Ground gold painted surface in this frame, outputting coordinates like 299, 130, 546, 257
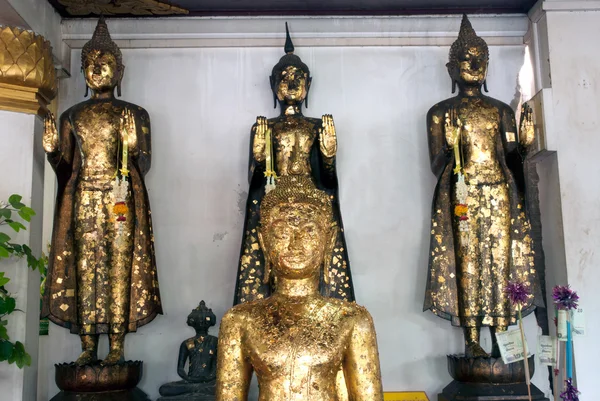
0, 25, 57, 113
41, 18, 160, 366
58, 0, 188, 16
217, 176, 383, 401
424, 15, 540, 358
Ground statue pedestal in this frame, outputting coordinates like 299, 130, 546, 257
50, 361, 149, 401
438, 355, 549, 401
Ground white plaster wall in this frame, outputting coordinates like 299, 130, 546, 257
0, 111, 43, 401
543, 10, 600, 400
39, 44, 551, 400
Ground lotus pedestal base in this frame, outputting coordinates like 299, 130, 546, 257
50, 361, 149, 401
438, 355, 549, 401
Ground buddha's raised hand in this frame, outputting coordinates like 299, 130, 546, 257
120, 108, 137, 150
43, 112, 59, 153
252, 116, 268, 162
519, 103, 535, 147
319, 114, 337, 158
444, 108, 461, 148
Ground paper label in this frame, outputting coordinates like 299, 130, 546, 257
495, 329, 531, 364
571, 307, 586, 336
537, 335, 556, 366
384, 392, 429, 401
557, 310, 568, 341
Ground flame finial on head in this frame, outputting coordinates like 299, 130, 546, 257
271, 23, 310, 78
284, 22, 294, 54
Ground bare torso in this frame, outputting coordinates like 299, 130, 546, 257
230, 296, 366, 401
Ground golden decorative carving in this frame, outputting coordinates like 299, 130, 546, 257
0, 25, 57, 114
58, 0, 189, 16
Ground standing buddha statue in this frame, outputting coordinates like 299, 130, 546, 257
41, 17, 161, 366
217, 175, 383, 401
423, 14, 543, 358
234, 24, 354, 305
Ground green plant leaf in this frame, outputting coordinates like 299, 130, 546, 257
0, 276, 9, 287
8, 195, 25, 210
0, 325, 7, 340
9, 341, 29, 368
0, 297, 16, 315
0, 209, 10, 219
0, 233, 10, 243
7, 222, 26, 232
21, 207, 35, 218
0, 340, 13, 362
18, 210, 31, 222
0, 245, 9, 258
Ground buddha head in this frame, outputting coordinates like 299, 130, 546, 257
187, 300, 216, 334
81, 16, 124, 96
259, 176, 336, 283
447, 14, 489, 92
270, 23, 312, 107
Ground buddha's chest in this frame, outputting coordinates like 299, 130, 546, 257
272, 118, 317, 156
455, 100, 501, 146
72, 103, 123, 154
244, 308, 348, 377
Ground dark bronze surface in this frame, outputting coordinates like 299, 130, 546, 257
41, 17, 161, 366
439, 381, 549, 401
50, 388, 149, 401
158, 301, 217, 400
55, 361, 142, 393
447, 355, 534, 384
47, 0, 537, 17
234, 25, 354, 306
423, 14, 544, 359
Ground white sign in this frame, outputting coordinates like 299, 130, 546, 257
572, 307, 586, 336
537, 335, 556, 366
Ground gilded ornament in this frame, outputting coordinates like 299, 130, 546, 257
58, 0, 188, 16
0, 25, 57, 114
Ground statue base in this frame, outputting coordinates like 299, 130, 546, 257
51, 361, 148, 401
438, 381, 549, 401
50, 388, 149, 401
438, 355, 549, 401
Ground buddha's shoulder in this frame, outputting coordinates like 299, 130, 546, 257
220, 299, 265, 323
427, 97, 458, 117
321, 298, 373, 321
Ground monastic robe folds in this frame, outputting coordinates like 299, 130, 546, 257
424, 99, 544, 327
233, 116, 355, 305
41, 100, 162, 334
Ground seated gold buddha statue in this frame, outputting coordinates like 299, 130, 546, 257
216, 176, 383, 401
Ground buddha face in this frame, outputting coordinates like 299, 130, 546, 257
276, 66, 308, 103
456, 46, 488, 85
84, 50, 120, 92
260, 204, 333, 280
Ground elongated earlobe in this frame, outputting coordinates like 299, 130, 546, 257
483, 80, 489, 93
452, 80, 457, 94
258, 231, 271, 284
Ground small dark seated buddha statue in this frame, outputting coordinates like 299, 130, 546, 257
158, 301, 217, 400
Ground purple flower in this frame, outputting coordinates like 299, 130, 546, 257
560, 378, 580, 401
553, 285, 579, 310
504, 280, 530, 306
